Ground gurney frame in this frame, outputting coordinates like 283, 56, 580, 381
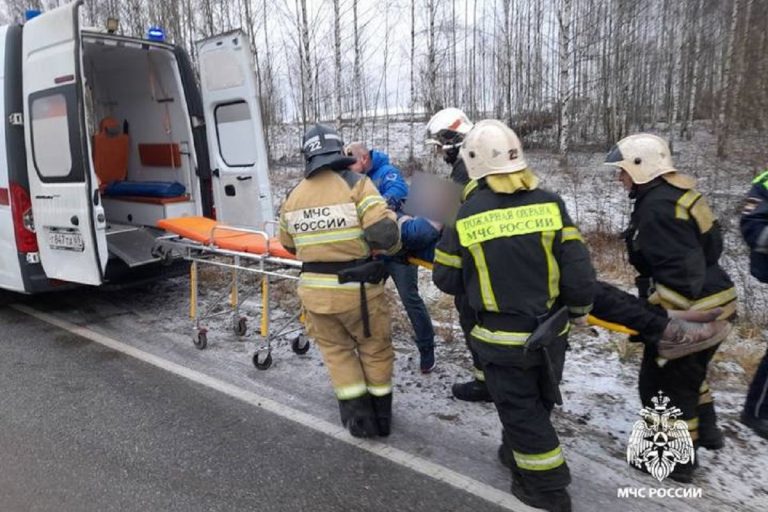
153, 226, 308, 370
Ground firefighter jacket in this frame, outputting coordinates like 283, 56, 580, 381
432, 173, 596, 337
624, 176, 736, 315
450, 157, 470, 186
741, 170, 768, 283
279, 168, 400, 314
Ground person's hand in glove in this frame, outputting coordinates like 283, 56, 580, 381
657, 319, 733, 360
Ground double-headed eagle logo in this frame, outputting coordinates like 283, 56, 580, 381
627, 392, 694, 481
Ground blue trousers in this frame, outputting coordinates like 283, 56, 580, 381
386, 260, 434, 352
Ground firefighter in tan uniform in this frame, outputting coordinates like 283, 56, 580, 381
279, 124, 401, 438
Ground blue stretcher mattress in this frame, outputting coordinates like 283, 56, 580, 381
104, 181, 186, 198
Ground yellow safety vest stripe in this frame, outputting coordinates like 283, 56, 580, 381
335, 382, 368, 400
472, 323, 570, 346
293, 227, 365, 247
752, 170, 768, 185
654, 283, 737, 311
468, 244, 499, 311
561, 226, 584, 243
299, 272, 376, 290
568, 304, 593, 315
675, 190, 702, 220
541, 230, 560, 309
434, 249, 462, 269
513, 446, 566, 471
471, 325, 529, 345
357, 195, 386, 218
462, 180, 479, 202
367, 384, 392, 397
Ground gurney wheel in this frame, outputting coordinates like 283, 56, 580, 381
194, 330, 208, 350
253, 350, 273, 370
234, 317, 247, 336
291, 335, 310, 355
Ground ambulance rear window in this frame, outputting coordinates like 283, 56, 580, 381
30, 93, 72, 178
215, 101, 257, 167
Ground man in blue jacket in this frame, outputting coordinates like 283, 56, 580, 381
740, 169, 768, 440
346, 142, 438, 373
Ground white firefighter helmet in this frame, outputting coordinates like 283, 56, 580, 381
604, 133, 677, 184
425, 108, 474, 149
459, 119, 528, 179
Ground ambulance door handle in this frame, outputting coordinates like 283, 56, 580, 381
236, 176, 252, 181
71, 216, 79, 226
93, 189, 100, 206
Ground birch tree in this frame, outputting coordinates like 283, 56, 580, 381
333, 0, 342, 129
717, 0, 741, 158
558, 0, 572, 156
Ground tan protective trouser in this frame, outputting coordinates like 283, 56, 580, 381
304, 293, 394, 400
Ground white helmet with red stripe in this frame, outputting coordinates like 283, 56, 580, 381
425, 108, 474, 150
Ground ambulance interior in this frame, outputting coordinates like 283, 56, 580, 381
81, 36, 201, 268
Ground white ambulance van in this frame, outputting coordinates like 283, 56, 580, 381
0, 0, 273, 294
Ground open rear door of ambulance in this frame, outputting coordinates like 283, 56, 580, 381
22, 0, 107, 285
196, 30, 274, 228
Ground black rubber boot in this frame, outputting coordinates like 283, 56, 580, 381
510, 479, 571, 512
669, 444, 699, 483
669, 459, 697, 483
498, 444, 514, 470
338, 395, 379, 438
371, 393, 393, 437
452, 379, 493, 402
698, 402, 724, 450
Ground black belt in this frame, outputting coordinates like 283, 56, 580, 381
303, 259, 389, 338
302, 259, 369, 274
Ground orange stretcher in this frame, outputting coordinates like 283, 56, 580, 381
153, 216, 306, 370
157, 216, 296, 260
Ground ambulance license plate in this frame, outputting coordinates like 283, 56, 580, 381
48, 228, 85, 252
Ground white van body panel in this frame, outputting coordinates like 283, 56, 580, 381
22, 1, 107, 285
0, 25, 25, 292
0, 4, 276, 294
196, 31, 274, 228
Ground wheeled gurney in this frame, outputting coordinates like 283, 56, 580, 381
153, 216, 309, 370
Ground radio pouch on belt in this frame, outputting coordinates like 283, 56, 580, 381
338, 261, 389, 338
524, 307, 569, 406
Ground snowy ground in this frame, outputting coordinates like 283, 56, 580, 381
11, 122, 767, 511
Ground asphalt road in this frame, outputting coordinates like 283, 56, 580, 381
0, 306, 507, 512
